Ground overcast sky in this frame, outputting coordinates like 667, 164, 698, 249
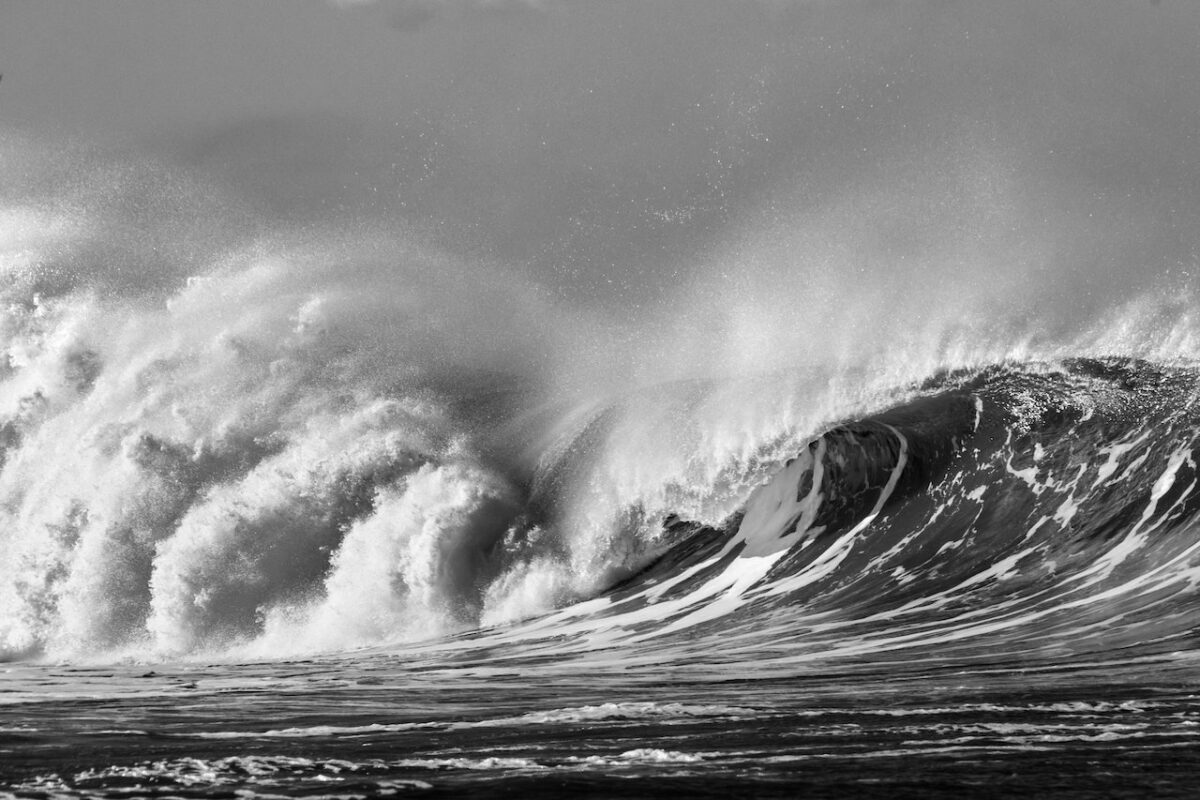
2, 0, 1198, 310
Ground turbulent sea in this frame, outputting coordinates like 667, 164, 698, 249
7, 313, 1200, 797
5, 93, 1200, 796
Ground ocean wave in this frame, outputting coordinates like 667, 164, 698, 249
3, 139, 1200, 667
5, 324, 1200, 667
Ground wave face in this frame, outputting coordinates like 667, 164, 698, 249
553, 358, 1200, 671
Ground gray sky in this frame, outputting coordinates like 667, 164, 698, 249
2, 0, 1199, 314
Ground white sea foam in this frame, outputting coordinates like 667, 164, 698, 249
392, 757, 544, 770
194, 700, 761, 740
567, 748, 704, 765
498, 701, 759, 725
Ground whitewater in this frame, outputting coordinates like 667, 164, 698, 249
5, 1, 1200, 796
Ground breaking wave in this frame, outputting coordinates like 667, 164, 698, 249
2, 136, 1199, 668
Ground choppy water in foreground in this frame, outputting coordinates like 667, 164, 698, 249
5, 654, 1200, 798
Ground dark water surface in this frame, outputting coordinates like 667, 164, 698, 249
5, 651, 1200, 798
